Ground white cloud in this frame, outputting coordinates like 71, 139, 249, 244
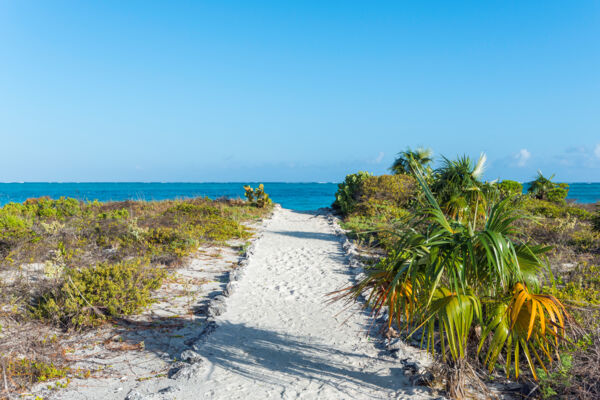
514, 149, 531, 167
594, 144, 600, 159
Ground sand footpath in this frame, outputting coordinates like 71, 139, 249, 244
50, 208, 434, 399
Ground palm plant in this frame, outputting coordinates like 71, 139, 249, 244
334, 162, 570, 394
430, 154, 493, 223
527, 171, 557, 200
390, 147, 433, 175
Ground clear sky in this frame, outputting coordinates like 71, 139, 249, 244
1, 1, 599, 182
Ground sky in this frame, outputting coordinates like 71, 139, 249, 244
1, 1, 599, 182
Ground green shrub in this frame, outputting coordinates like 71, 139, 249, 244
568, 230, 600, 253
6, 358, 69, 385
98, 208, 130, 220
243, 184, 272, 208
549, 264, 600, 306
527, 172, 569, 203
567, 206, 594, 221
332, 171, 372, 216
33, 259, 165, 328
357, 174, 416, 207
547, 187, 569, 204
24, 197, 82, 219
498, 180, 523, 196
522, 198, 591, 220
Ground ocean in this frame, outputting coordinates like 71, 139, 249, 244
0, 182, 598, 211
0, 182, 339, 211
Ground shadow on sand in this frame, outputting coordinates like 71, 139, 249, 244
115, 317, 418, 398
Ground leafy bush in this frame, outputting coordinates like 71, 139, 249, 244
547, 187, 569, 204
332, 171, 372, 216
356, 175, 416, 211
6, 358, 69, 383
568, 230, 600, 253
33, 259, 165, 328
527, 172, 569, 203
335, 169, 571, 393
498, 180, 523, 196
0, 213, 33, 240
244, 184, 272, 208
522, 197, 592, 220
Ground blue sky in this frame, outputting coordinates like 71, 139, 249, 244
1, 1, 599, 182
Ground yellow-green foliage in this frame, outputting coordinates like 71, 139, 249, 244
243, 184, 272, 208
522, 197, 593, 220
338, 174, 416, 249
33, 259, 165, 328
548, 264, 600, 310
5, 358, 69, 385
498, 180, 523, 196
568, 230, 600, 253
0, 196, 266, 269
353, 174, 416, 217
333, 171, 372, 215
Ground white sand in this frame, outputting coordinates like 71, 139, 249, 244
46, 208, 435, 400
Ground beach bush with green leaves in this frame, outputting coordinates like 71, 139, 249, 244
335, 173, 416, 250
527, 172, 569, 204
498, 180, 523, 196
335, 163, 570, 397
335, 151, 600, 398
332, 171, 372, 215
33, 259, 166, 328
244, 184, 272, 208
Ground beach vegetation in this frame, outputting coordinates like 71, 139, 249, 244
335, 151, 600, 398
0, 192, 271, 392
244, 184, 272, 208
335, 164, 570, 396
527, 171, 569, 203
497, 180, 523, 196
390, 147, 433, 175
32, 259, 165, 328
5, 357, 69, 385
332, 171, 372, 215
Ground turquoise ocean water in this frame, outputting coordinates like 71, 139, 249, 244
0, 182, 598, 211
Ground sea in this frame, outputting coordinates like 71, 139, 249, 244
0, 182, 598, 211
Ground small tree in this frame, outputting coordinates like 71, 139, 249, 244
527, 171, 568, 203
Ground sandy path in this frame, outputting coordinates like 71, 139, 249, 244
52, 208, 434, 399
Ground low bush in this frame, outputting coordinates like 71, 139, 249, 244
5, 357, 69, 384
332, 171, 371, 216
354, 174, 416, 215
568, 230, 600, 253
547, 186, 569, 204
33, 259, 165, 329
522, 198, 593, 220
498, 180, 523, 196
243, 184, 272, 208
335, 173, 416, 249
